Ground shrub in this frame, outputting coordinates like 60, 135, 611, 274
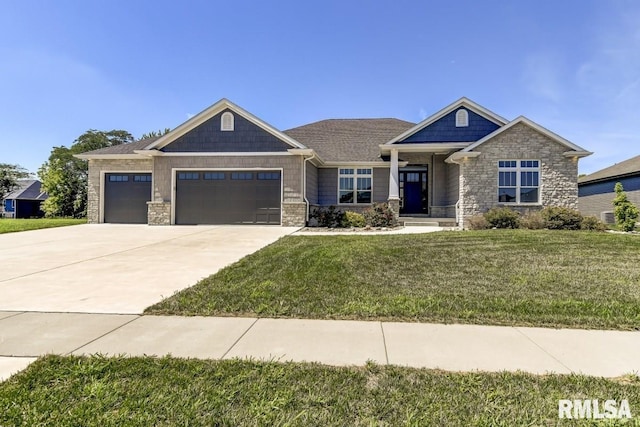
613, 182, 639, 232
342, 211, 366, 228
310, 206, 345, 228
466, 215, 489, 230
540, 206, 583, 230
363, 203, 397, 227
484, 207, 520, 229
580, 215, 607, 231
520, 211, 546, 230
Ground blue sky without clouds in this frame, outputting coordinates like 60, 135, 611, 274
1, 0, 639, 175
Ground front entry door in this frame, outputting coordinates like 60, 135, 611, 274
400, 170, 428, 214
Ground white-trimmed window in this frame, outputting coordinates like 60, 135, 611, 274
221, 112, 234, 131
339, 168, 372, 204
498, 160, 540, 204
455, 109, 469, 127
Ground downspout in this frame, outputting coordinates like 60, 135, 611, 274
303, 153, 316, 223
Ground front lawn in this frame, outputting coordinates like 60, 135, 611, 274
0, 218, 86, 234
1, 355, 637, 426
147, 230, 640, 330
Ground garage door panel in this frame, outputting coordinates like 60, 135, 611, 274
175, 171, 281, 225
104, 173, 151, 224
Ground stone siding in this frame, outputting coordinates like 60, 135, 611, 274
459, 123, 579, 227
282, 202, 306, 226
147, 201, 171, 225
86, 158, 153, 223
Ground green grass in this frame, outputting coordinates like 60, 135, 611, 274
0, 218, 86, 234
147, 230, 640, 330
1, 355, 638, 426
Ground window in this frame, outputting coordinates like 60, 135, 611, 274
177, 172, 199, 180
455, 109, 469, 127
498, 160, 540, 204
258, 172, 280, 180
204, 172, 225, 180
108, 175, 129, 182
133, 175, 151, 182
221, 112, 234, 131
231, 172, 253, 180
339, 168, 372, 204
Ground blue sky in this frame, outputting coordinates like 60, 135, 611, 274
1, 0, 639, 175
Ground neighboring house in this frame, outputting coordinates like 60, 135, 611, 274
578, 154, 640, 222
75, 97, 591, 228
2, 180, 47, 218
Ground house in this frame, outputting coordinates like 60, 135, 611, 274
75, 97, 591, 228
2, 180, 47, 218
578, 154, 640, 222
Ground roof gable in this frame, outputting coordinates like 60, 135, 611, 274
146, 99, 305, 152
461, 116, 588, 153
386, 97, 508, 145
398, 107, 501, 143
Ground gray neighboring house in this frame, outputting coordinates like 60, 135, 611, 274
75, 97, 592, 227
2, 180, 48, 218
578, 154, 640, 222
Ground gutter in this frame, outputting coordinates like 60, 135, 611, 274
303, 152, 316, 223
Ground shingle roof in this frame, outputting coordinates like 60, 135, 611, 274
5, 180, 48, 201
284, 118, 415, 162
579, 154, 640, 184
78, 137, 159, 155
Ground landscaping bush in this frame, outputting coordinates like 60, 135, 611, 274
484, 207, 520, 229
466, 215, 489, 230
342, 211, 366, 228
540, 206, 583, 230
520, 211, 546, 230
363, 203, 397, 227
613, 182, 639, 232
310, 206, 345, 228
580, 215, 607, 231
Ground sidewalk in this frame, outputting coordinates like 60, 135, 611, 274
1, 311, 638, 381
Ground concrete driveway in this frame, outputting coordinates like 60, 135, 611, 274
0, 224, 297, 314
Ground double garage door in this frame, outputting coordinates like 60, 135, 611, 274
175, 170, 281, 225
104, 171, 281, 225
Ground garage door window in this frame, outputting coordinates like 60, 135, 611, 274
109, 175, 129, 182
258, 172, 280, 180
134, 175, 152, 182
178, 172, 200, 180
204, 172, 225, 180
231, 172, 253, 180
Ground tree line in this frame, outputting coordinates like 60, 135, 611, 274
1, 128, 169, 218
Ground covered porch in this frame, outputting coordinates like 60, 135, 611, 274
381, 145, 464, 224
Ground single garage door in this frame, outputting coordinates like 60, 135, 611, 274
175, 171, 281, 225
104, 173, 152, 224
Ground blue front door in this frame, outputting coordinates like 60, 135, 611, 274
400, 171, 428, 214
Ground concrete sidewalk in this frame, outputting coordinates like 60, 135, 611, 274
1, 312, 638, 381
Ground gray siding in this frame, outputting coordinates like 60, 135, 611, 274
318, 168, 337, 205
579, 189, 640, 219
432, 155, 447, 205
373, 168, 389, 203
162, 109, 292, 152
306, 163, 318, 205
445, 162, 459, 205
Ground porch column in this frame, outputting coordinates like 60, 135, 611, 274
388, 149, 400, 200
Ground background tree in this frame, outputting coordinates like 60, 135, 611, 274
613, 182, 639, 232
140, 128, 171, 140
39, 130, 133, 218
0, 163, 30, 203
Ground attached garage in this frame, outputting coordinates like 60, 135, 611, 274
174, 170, 281, 225
103, 173, 152, 224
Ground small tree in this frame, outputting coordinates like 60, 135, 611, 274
613, 182, 639, 232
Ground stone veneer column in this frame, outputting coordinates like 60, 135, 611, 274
147, 201, 171, 225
